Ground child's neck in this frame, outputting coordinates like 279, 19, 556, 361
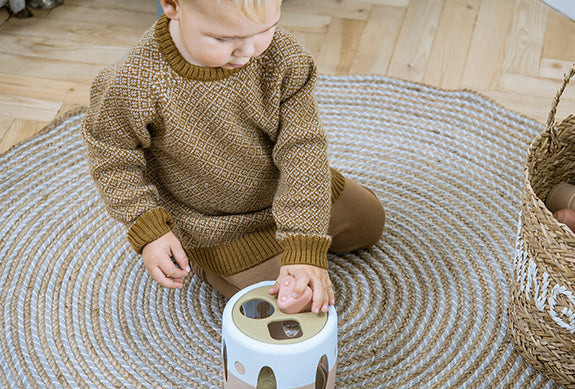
168, 19, 203, 67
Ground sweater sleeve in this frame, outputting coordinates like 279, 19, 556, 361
272, 50, 332, 270
82, 65, 170, 253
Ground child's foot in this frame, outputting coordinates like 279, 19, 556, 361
277, 275, 313, 314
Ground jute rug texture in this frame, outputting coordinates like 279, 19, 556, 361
0, 75, 560, 388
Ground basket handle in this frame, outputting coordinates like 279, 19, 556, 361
547, 65, 575, 129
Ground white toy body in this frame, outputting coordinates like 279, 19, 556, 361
221, 281, 337, 389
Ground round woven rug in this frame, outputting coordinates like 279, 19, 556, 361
0, 75, 559, 388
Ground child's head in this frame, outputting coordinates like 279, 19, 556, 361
160, 0, 282, 69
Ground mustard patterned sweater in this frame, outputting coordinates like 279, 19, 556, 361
82, 15, 344, 276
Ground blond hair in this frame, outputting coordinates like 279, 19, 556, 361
184, 0, 280, 23
231, 0, 279, 23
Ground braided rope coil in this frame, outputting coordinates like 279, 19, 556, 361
0, 76, 559, 388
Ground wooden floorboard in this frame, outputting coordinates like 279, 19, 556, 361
0, 0, 574, 150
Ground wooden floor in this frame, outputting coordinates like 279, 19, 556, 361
0, 0, 574, 153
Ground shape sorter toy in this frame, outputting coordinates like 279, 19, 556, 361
221, 281, 337, 389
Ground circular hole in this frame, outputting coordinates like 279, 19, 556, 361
240, 299, 274, 319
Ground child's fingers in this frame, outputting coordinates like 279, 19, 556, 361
268, 267, 289, 295
169, 237, 190, 272
141, 231, 191, 289
268, 283, 280, 295
328, 284, 335, 306
275, 265, 335, 314
311, 285, 330, 314
171, 250, 191, 273
162, 257, 189, 280
148, 266, 184, 289
309, 272, 333, 314
292, 274, 310, 298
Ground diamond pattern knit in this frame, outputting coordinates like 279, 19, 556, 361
82, 15, 344, 275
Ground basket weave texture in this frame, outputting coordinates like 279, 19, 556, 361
510, 66, 575, 387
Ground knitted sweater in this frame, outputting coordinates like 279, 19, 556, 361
82, 15, 344, 275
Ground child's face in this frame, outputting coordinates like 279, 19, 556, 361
167, 0, 282, 69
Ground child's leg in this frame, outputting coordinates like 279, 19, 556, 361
190, 254, 282, 299
328, 177, 385, 252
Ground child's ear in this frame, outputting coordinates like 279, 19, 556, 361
159, 0, 180, 19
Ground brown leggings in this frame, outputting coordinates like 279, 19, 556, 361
191, 177, 386, 298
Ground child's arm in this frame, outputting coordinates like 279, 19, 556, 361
267, 38, 335, 311
142, 231, 190, 289
82, 66, 188, 287
268, 264, 335, 315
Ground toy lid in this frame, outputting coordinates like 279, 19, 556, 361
232, 285, 328, 344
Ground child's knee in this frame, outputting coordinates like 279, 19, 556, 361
329, 190, 385, 252
360, 196, 385, 248
368, 200, 385, 245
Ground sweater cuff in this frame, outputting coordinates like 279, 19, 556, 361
127, 208, 174, 254
280, 234, 331, 269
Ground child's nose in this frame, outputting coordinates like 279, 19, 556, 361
233, 37, 257, 58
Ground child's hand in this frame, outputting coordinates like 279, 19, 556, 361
142, 231, 190, 289
269, 264, 335, 315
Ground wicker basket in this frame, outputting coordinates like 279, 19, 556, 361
509, 66, 575, 387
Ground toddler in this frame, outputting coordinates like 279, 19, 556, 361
82, 0, 386, 314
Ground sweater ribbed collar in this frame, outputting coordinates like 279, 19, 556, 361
154, 14, 243, 81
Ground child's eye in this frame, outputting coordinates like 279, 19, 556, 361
214, 37, 234, 43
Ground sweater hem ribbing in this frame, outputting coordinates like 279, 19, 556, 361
124, 169, 345, 268
186, 224, 283, 275
185, 169, 345, 275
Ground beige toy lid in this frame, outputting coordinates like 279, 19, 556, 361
232, 285, 328, 344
